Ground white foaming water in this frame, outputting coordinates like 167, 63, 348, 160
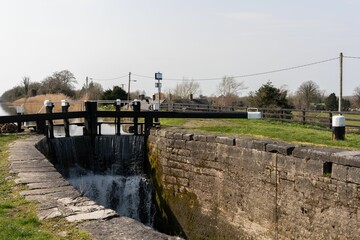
69, 174, 154, 226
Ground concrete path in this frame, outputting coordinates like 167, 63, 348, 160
8, 135, 181, 240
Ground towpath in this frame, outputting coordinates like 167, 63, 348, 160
8, 135, 181, 240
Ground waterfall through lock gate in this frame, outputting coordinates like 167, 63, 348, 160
45, 135, 155, 226
68, 174, 154, 226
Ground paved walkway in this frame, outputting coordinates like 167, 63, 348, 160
8, 135, 181, 240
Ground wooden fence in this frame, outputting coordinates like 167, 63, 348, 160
160, 102, 360, 133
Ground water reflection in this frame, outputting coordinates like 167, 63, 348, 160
0, 103, 15, 116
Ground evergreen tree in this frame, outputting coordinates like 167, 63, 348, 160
325, 93, 338, 111
248, 81, 290, 108
102, 86, 127, 100
324, 93, 351, 111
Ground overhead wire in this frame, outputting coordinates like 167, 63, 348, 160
90, 74, 128, 81
89, 56, 340, 83
133, 56, 340, 81
344, 55, 360, 59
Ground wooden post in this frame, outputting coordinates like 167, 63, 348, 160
329, 112, 333, 129
132, 99, 140, 135
302, 109, 306, 125
36, 120, 46, 134
16, 106, 24, 133
84, 101, 98, 137
61, 100, 70, 137
44, 100, 54, 139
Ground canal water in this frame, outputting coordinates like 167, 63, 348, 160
0, 103, 14, 116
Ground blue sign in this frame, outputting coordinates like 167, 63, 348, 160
155, 72, 162, 80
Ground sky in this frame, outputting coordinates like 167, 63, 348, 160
1, 0, 360, 98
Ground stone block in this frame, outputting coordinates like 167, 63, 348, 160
253, 139, 273, 151
165, 175, 177, 184
348, 167, 360, 184
178, 149, 191, 157
170, 168, 185, 178
174, 132, 183, 140
280, 155, 296, 173
332, 164, 348, 182
303, 159, 323, 177
330, 151, 360, 168
165, 139, 175, 148
294, 176, 314, 197
174, 140, 186, 149
206, 135, 216, 143
165, 131, 175, 139
177, 177, 189, 187
266, 142, 295, 156
182, 133, 194, 141
292, 146, 310, 159
308, 148, 340, 161
193, 134, 207, 142
235, 137, 255, 149
336, 181, 352, 204
216, 136, 235, 146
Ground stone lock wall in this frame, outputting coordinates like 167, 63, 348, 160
147, 128, 360, 240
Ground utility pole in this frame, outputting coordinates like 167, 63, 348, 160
127, 72, 131, 109
86, 76, 89, 99
339, 52, 343, 112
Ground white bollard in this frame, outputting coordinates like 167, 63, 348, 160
332, 115, 345, 140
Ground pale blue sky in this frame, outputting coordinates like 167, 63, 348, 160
1, 0, 359, 97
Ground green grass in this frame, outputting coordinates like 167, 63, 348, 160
0, 134, 91, 240
161, 118, 360, 149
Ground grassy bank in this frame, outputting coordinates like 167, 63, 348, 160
161, 118, 360, 150
0, 134, 91, 240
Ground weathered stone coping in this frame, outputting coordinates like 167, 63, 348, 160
8, 135, 181, 240
155, 127, 360, 169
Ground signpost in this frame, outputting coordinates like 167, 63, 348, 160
155, 72, 162, 110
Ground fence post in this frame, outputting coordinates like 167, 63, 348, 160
44, 100, 54, 139
61, 100, 70, 137
329, 112, 333, 129
302, 109, 306, 125
115, 99, 121, 135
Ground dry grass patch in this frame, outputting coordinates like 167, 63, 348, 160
12, 94, 84, 114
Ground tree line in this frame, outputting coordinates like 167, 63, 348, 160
2, 70, 360, 111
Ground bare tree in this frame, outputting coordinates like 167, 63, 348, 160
295, 80, 322, 110
39, 70, 77, 97
216, 76, 246, 106
217, 76, 246, 96
172, 79, 201, 99
52, 70, 77, 87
